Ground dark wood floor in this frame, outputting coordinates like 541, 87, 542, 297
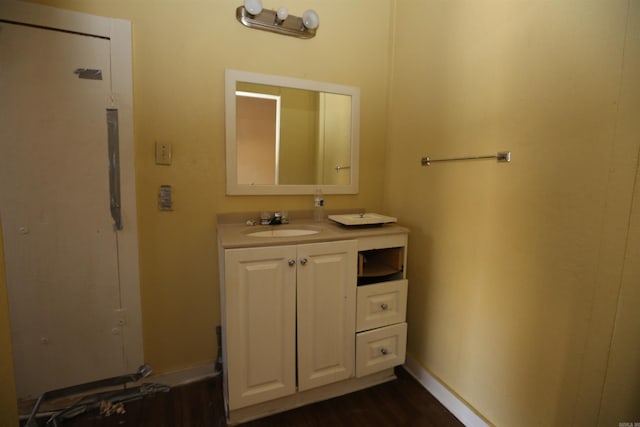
23, 367, 463, 427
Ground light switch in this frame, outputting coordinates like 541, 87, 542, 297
155, 142, 172, 165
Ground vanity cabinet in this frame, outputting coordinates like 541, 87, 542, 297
222, 240, 357, 411
218, 221, 409, 424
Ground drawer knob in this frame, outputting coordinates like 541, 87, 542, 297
288, 259, 296, 266
380, 347, 389, 355
380, 303, 389, 310
300, 258, 308, 265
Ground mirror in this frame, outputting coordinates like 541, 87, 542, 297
225, 69, 360, 195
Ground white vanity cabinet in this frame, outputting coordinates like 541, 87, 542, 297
218, 221, 409, 425
222, 240, 357, 412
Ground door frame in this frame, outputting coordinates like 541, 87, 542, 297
0, 0, 144, 373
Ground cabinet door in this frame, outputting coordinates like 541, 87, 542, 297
224, 245, 297, 410
297, 240, 357, 391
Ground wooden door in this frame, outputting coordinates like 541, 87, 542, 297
223, 246, 297, 410
0, 19, 136, 398
297, 240, 357, 391
236, 93, 279, 185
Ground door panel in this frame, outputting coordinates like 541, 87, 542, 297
297, 240, 357, 391
0, 22, 124, 398
224, 246, 297, 410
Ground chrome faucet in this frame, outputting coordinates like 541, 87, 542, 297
269, 212, 283, 225
257, 211, 288, 225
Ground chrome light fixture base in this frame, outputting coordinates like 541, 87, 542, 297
236, 6, 317, 39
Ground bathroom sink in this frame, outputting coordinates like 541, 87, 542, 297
245, 228, 321, 238
328, 213, 397, 226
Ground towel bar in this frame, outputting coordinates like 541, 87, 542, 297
421, 151, 511, 166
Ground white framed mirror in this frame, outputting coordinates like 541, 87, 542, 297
225, 69, 360, 195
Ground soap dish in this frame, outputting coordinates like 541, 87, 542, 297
328, 213, 397, 226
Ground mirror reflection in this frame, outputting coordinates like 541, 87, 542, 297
225, 70, 359, 195
237, 83, 351, 187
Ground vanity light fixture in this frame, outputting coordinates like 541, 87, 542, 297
237, 0, 319, 39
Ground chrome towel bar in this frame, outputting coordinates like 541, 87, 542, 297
421, 151, 511, 166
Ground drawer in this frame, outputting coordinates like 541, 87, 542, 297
356, 280, 407, 332
356, 322, 407, 378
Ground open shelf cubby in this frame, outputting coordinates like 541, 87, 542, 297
357, 247, 404, 286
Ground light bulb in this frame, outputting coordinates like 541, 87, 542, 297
302, 9, 319, 30
244, 0, 263, 15
276, 7, 289, 21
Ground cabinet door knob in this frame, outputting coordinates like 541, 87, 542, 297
380, 347, 389, 355
288, 259, 296, 266
299, 258, 308, 265
380, 303, 389, 310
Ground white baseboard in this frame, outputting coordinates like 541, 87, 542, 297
403, 355, 491, 427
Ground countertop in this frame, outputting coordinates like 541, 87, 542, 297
217, 214, 409, 249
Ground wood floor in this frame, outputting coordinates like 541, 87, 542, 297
23, 367, 464, 427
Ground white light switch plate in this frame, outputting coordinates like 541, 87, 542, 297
155, 142, 172, 165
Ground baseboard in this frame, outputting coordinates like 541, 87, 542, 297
403, 355, 491, 427
149, 363, 220, 387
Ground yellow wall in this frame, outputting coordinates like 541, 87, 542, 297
385, 1, 640, 425
0, 223, 18, 427
597, 2, 640, 421
16, 0, 393, 376
4, 1, 639, 425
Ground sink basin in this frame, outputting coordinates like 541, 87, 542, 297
245, 228, 321, 238
328, 213, 397, 226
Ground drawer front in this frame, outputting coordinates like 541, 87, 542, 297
357, 234, 408, 252
356, 280, 407, 332
356, 322, 407, 378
